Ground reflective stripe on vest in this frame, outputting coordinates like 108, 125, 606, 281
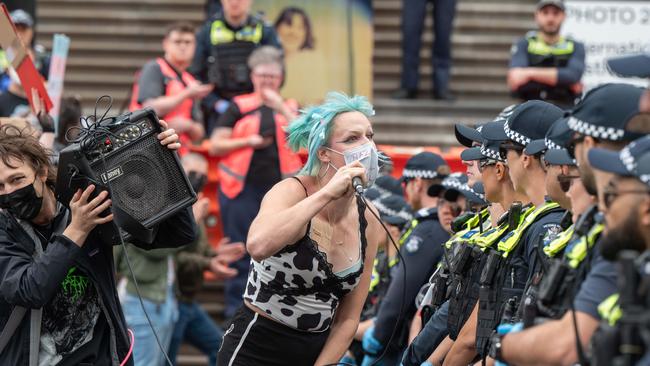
598, 293, 622, 326
210, 19, 263, 45
498, 202, 561, 257
371, 219, 419, 289
543, 224, 575, 258
473, 219, 513, 250
217, 93, 303, 199
399, 219, 419, 247
369, 257, 382, 292
445, 209, 491, 250
566, 223, 604, 269
527, 34, 575, 56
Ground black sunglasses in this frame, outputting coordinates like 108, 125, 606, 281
557, 174, 581, 193
603, 188, 650, 209
478, 159, 499, 172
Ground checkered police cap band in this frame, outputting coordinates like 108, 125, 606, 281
480, 144, 505, 161
374, 200, 401, 217
568, 116, 625, 141
402, 169, 440, 179
466, 184, 486, 202
443, 179, 465, 192
374, 185, 393, 198
545, 137, 561, 151
503, 122, 531, 146
397, 209, 413, 221
619, 143, 650, 185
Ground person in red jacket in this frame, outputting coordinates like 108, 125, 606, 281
209, 46, 302, 318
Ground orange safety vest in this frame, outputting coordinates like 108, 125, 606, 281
218, 93, 303, 199
129, 57, 196, 153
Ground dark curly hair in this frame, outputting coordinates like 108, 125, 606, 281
0, 125, 56, 188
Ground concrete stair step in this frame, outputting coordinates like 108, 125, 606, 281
375, 15, 533, 33
373, 97, 511, 117
374, 65, 508, 82
374, 33, 517, 49
37, 7, 203, 23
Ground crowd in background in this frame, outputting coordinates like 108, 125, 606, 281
0, 0, 649, 365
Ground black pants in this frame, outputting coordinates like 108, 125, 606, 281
401, 0, 457, 92
217, 306, 330, 366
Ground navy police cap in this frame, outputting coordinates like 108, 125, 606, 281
568, 83, 647, 142
588, 135, 650, 188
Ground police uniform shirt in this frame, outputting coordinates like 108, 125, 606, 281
509, 209, 565, 289
191, 13, 282, 84
572, 240, 617, 320
373, 207, 451, 347
509, 32, 586, 87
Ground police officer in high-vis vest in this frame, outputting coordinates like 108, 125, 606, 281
490, 84, 647, 366
209, 46, 302, 319
442, 101, 568, 365
361, 152, 453, 366
191, 0, 282, 134
586, 135, 650, 366
508, 0, 585, 108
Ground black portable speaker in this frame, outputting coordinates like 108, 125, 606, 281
55, 108, 196, 244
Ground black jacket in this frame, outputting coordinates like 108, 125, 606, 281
0, 205, 197, 366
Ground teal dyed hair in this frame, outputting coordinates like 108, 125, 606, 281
287, 92, 375, 176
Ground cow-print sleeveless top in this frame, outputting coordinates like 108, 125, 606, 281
244, 177, 368, 332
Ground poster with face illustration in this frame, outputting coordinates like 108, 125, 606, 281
253, 0, 373, 106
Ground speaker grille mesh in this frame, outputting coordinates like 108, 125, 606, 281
91, 132, 191, 224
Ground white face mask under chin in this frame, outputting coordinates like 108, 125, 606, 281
326, 142, 379, 188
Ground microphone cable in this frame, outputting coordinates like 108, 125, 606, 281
323, 188, 408, 366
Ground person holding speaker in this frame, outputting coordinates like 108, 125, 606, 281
209, 45, 303, 320
217, 92, 382, 365
0, 122, 197, 366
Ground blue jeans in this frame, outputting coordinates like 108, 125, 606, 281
123, 288, 178, 366
168, 301, 223, 366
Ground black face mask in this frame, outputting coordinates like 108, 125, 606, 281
0, 179, 44, 220
188, 172, 207, 193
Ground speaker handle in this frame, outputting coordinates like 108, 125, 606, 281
112, 204, 156, 244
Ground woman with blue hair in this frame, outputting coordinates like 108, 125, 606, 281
217, 92, 383, 365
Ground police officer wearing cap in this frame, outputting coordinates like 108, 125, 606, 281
425, 135, 523, 364
443, 101, 568, 365
508, 0, 585, 108
489, 116, 603, 365
586, 135, 650, 366
492, 84, 647, 365
360, 152, 452, 366
402, 175, 491, 366
191, 0, 281, 134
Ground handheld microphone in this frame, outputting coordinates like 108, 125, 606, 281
352, 176, 364, 194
